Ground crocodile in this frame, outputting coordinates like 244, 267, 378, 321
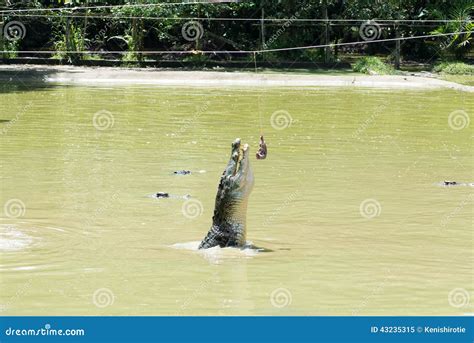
174, 170, 191, 175
173, 170, 207, 175
151, 192, 190, 199
198, 138, 254, 249
440, 181, 474, 187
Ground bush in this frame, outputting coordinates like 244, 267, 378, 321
353, 56, 395, 75
433, 62, 474, 75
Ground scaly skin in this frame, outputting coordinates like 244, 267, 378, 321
198, 138, 254, 249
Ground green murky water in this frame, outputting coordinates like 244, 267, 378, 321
0, 83, 472, 315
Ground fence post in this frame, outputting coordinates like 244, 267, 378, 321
322, 0, 330, 63
0, 16, 4, 61
260, 5, 265, 49
81, 0, 89, 53
65, 16, 72, 50
394, 22, 400, 69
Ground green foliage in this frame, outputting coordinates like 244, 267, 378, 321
108, 32, 140, 65
301, 49, 325, 62
2, 40, 19, 58
52, 19, 85, 63
182, 53, 210, 64
433, 62, 474, 75
353, 56, 395, 75
83, 54, 103, 61
2, 0, 473, 66
429, 0, 473, 59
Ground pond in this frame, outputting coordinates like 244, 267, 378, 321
0, 83, 472, 315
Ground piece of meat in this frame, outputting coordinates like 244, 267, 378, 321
256, 135, 267, 160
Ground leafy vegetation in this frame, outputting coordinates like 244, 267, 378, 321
0, 0, 472, 71
433, 61, 474, 75
429, 0, 473, 59
52, 19, 86, 63
353, 56, 396, 75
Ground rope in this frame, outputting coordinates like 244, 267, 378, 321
1, 12, 470, 23
0, 1, 236, 14
2, 31, 470, 55
258, 31, 473, 54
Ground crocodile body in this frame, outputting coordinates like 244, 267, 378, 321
198, 138, 254, 249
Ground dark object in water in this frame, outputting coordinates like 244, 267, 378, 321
151, 193, 190, 199
444, 181, 458, 186
438, 181, 473, 187
174, 170, 191, 175
256, 135, 267, 160
0, 119, 11, 123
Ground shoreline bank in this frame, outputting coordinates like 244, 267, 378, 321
1, 65, 473, 92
